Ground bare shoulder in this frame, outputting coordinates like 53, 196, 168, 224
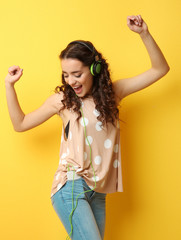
45, 91, 64, 114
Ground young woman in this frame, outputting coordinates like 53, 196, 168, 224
5, 15, 169, 240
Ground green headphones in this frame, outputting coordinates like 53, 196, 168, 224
68, 40, 102, 76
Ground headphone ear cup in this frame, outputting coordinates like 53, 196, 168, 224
90, 61, 102, 76
90, 63, 95, 76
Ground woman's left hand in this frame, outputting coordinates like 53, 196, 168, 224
127, 15, 148, 34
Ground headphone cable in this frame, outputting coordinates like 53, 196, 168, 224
66, 106, 97, 240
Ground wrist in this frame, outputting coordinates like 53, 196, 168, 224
139, 29, 150, 39
5, 81, 15, 89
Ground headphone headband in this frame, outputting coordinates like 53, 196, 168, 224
68, 41, 95, 53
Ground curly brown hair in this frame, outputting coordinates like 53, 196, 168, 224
55, 40, 121, 127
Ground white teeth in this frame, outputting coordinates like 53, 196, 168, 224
74, 86, 81, 89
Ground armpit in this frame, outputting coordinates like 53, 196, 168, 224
53, 92, 64, 114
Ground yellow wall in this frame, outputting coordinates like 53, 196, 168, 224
0, 0, 180, 239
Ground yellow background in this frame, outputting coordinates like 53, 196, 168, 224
0, 0, 180, 239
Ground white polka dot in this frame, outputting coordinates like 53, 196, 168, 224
113, 159, 120, 168
101, 180, 105, 188
62, 159, 67, 165
80, 117, 89, 126
84, 152, 87, 160
61, 152, 67, 159
85, 136, 93, 145
94, 156, 102, 165
69, 131, 72, 140
57, 183, 63, 191
114, 144, 119, 153
56, 173, 60, 180
92, 176, 100, 182
95, 121, 103, 131
104, 139, 112, 149
93, 109, 100, 117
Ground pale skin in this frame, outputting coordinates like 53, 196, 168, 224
5, 15, 170, 132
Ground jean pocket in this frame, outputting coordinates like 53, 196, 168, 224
51, 182, 67, 205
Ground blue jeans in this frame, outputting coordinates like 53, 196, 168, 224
51, 177, 107, 240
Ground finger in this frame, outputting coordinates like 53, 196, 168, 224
8, 66, 18, 75
137, 15, 143, 26
130, 15, 140, 26
127, 15, 135, 21
130, 15, 136, 20
17, 69, 23, 77
127, 15, 136, 26
127, 16, 132, 26
137, 15, 142, 21
9, 66, 21, 75
135, 15, 140, 26
9, 65, 18, 71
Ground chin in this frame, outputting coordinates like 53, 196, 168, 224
75, 91, 85, 98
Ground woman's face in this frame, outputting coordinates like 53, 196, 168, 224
61, 58, 93, 98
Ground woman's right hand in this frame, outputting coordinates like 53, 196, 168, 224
5, 65, 23, 86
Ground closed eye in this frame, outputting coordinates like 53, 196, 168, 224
63, 75, 81, 78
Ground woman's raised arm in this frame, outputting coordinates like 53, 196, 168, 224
113, 15, 170, 101
5, 65, 63, 132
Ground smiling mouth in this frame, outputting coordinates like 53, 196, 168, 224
73, 85, 82, 89
73, 85, 82, 94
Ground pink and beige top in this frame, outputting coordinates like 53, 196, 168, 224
50, 96, 123, 198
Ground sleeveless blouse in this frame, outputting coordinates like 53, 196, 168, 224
50, 96, 123, 198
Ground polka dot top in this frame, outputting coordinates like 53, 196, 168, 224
50, 96, 123, 198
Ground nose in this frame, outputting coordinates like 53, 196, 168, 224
67, 76, 77, 86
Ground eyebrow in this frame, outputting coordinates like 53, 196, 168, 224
62, 71, 81, 74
